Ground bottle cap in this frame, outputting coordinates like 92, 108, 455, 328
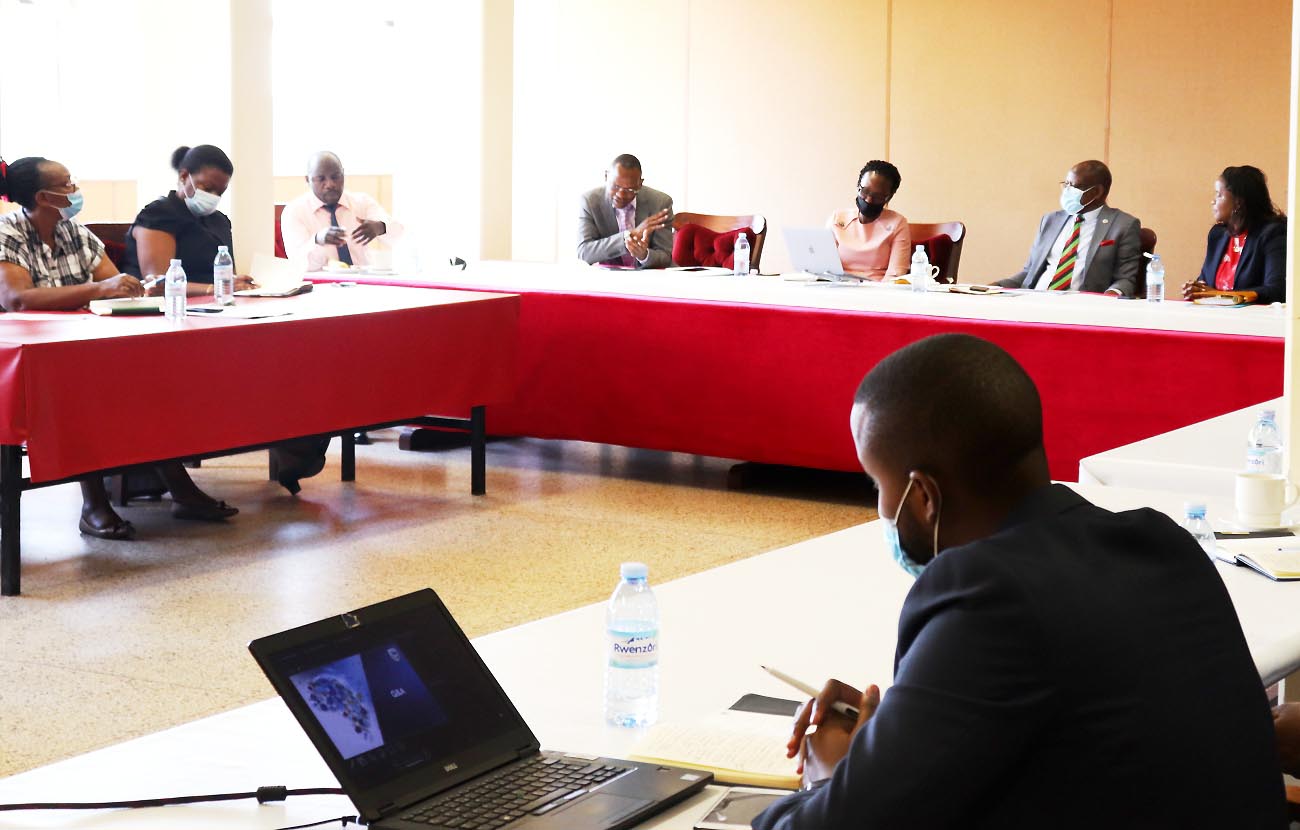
217, 245, 228, 252
1261, 408, 1277, 421
1184, 501, 1207, 518
170, 259, 182, 265
620, 561, 648, 580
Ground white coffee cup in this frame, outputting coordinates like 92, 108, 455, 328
1234, 472, 1299, 528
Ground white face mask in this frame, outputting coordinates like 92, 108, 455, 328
1059, 184, 1097, 216
881, 477, 941, 579
183, 179, 221, 217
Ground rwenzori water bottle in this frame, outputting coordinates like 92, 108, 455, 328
1182, 502, 1217, 558
733, 232, 750, 276
1246, 408, 1283, 474
213, 245, 234, 306
1146, 254, 1165, 303
164, 258, 187, 321
909, 245, 930, 293
604, 561, 659, 728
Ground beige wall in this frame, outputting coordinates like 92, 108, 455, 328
512, 0, 1292, 285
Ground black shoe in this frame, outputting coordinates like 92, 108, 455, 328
277, 475, 302, 496
353, 431, 372, 445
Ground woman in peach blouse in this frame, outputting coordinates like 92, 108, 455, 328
827, 160, 911, 279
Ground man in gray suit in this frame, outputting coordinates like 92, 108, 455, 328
996, 160, 1142, 297
577, 154, 674, 269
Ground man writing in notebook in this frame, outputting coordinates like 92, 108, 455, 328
753, 334, 1286, 829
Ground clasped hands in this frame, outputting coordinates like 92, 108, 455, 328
785, 678, 881, 788
624, 209, 671, 262
1181, 279, 1252, 304
316, 220, 385, 247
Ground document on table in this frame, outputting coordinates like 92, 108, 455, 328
237, 253, 312, 297
627, 709, 800, 789
1214, 537, 1300, 580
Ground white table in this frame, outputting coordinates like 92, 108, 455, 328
1, 484, 1295, 828
1078, 399, 1276, 501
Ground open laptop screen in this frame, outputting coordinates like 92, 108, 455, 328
251, 590, 537, 818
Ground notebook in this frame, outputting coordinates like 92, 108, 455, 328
249, 589, 711, 829
238, 253, 313, 297
88, 297, 163, 316
1212, 538, 1300, 581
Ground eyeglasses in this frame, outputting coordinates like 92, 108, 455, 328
46, 178, 79, 193
609, 183, 642, 197
857, 185, 891, 204
1059, 181, 1094, 191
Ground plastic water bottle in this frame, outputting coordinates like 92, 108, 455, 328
604, 562, 659, 728
909, 245, 930, 293
1246, 408, 1284, 474
733, 232, 750, 276
1146, 254, 1165, 303
213, 245, 235, 306
1182, 503, 1217, 558
164, 259, 187, 321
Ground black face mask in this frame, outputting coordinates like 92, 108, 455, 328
857, 196, 885, 221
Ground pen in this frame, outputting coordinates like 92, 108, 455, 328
141, 276, 162, 291
760, 665, 860, 721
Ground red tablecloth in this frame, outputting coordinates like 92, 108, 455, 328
313, 276, 1282, 480
0, 286, 519, 483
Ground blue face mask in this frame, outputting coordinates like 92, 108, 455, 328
882, 477, 940, 579
1059, 184, 1096, 216
44, 189, 83, 221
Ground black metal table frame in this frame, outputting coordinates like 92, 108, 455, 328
0, 407, 486, 596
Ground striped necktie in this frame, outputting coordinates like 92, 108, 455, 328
1049, 215, 1084, 290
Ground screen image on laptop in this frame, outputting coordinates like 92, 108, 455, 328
263, 602, 530, 793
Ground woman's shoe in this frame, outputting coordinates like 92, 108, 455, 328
171, 500, 239, 521
78, 515, 136, 540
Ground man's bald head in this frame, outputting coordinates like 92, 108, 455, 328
307, 151, 345, 205
852, 334, 1047, 491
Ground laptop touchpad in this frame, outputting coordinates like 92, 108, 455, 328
545, 793, 651, 826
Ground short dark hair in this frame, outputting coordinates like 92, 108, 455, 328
1221, 165, 1284, 232
1074, 159, 1112, 196
854, 334, 1044, 485
610, 153, 642, 172
857, 160, 901, 196
0, 157, 55, 210
171, 145, 234, 177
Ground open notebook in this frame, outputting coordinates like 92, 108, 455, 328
237, 253, 312, 297
628, 708, 800, 789
1214, 537, 1300, 581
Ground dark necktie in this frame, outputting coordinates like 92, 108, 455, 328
325, 204, 353, 265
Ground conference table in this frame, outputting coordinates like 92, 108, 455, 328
1, 483, 1293, 828
0, 285, 520, 596
314, 261, 1284, 482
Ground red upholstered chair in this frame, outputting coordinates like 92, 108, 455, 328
85, 223, 131, 270
274, 204, 287, 259
1134, 226, 1157, 297
670, 212, 767, 271
909, 221, 966, 283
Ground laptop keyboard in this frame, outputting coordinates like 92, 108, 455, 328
399, 755, 630, 828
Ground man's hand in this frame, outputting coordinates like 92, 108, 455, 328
234, 275, 256, 291
634, 208, 671, 237
352, 220, 386, 245
96, 274, 144, 299
626, 230, 650, 262
1274, 703, 1300, 778
785, 679, 880, 786
316, 226, 348, 246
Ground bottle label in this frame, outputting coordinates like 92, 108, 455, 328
608, 628, 658, 669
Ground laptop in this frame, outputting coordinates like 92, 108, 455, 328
782, 227, 862, 281
249, 589, 711, 830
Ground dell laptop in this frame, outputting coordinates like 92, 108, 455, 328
782, 227, 864, 281
249, 589, 710, 829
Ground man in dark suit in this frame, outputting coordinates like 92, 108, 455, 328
754, 334, 1285, 829
995, 160, 1142, 296
576, 154, 674, 269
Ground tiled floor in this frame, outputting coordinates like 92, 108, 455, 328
0, 432, 873, 777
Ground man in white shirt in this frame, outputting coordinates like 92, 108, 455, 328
996, 160, 1142, 297
279, 151, 403, 272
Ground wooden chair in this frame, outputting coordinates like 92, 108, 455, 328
909, 221, 966, 283
274, 204, 288, 259
85, 222, 132, 270
1135, 227, 1158, 298
671, 212, 768, 271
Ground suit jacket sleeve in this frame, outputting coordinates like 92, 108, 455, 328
576, 193, 627, 265
995, 213, 1051, 288
1250, 222, 1287, 304
1104, 213, 1142, 297
752, 549, 1055, 829
643, 195, 674, 269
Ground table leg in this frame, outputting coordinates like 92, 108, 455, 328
1, 445, 22, 596
341, 431, 356, 482
471, 406, 485, 496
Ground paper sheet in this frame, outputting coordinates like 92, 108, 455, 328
237, 254, 310, 297
628, 710, 799, 789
